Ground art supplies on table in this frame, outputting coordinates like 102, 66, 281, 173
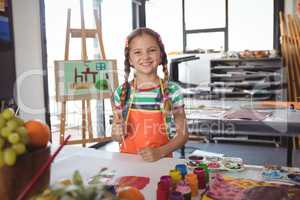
88, 167, 116, 185
157, 163, 206, 200
203, 173, 300, 200
175, 181, 192, 200
114, 176, 150, 190
221, 157, 245, 172
186, 152, 245, 172
169, 169, 182, 185
261, 165, 300, 186
157, 180, 169, 200
193, 168, 206, 189
185, 173, 198, 197
175, 164, 188, 178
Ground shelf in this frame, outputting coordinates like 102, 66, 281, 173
210, 58, 284, 101
211, 73, 280, 79
211, 57, 281, 62
211, 90, 281, 95
209, 81, 282, 87
211, 65, 282, 71
212, 136, 280, 147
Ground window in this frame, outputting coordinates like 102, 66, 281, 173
228, 0, 273, 51
185, 0, 226, 29
146, 0, 183, 53
183, 0, 276, 52
183, 0, 227, 52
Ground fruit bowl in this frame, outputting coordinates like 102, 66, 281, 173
0, 146, 50, 200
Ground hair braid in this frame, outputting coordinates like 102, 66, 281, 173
162, 64, 171, 113
120, 64, 130, 108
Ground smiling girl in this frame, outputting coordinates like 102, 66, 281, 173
111, 27, 188, 162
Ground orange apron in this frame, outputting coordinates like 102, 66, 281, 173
120, 79, 171, 156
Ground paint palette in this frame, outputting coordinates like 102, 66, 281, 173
221, 157, 245, 171
207, 162, 221, 169
186, 155, 245, 172
205, 156, 222, 162
221, 157, 245, 172
261, 165, 300, 185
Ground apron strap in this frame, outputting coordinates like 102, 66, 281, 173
125, 78, 170, 136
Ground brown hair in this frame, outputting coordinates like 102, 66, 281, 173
121, 27, 171, 113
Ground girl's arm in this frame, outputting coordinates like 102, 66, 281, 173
139, 107, 189, 162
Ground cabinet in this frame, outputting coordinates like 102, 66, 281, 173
210, 58, 285, 101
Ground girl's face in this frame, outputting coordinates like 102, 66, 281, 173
129, 34, 161, 76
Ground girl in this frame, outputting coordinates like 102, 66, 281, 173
112, 27, 188, 162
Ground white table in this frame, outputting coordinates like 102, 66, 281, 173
50, 146, 266, 200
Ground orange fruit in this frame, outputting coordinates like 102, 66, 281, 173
24, 120, 50, 148
117, 186, 145, 200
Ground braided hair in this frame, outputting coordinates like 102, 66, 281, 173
121, 27, 171, 113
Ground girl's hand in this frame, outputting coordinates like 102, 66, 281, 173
138, 147, 162, 162
111, 118, 126, 142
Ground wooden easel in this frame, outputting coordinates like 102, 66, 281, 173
60, 0, 112, 146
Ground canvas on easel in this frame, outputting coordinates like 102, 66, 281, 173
55, 59, 118, 101
54, 0, 117, 146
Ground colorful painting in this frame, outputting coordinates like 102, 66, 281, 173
54, 60, 118, 101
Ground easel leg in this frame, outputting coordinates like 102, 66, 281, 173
60, 101, 66, 144
87, 100, 93, 140
82, 100, 87, 147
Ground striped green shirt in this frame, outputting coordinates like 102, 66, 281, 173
113, 81, 184, 137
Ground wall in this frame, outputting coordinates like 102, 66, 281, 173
12, 0, 46, 122
285, 0, 297, 14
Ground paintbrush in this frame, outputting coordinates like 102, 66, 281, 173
110, 97, 127, 149
16, 135, 71, 200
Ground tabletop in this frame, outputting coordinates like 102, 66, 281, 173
51, 146, 269, 200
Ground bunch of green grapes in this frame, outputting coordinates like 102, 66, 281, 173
0, 108, 29, 167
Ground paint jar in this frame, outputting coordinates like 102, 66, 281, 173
169, 169, 182, 185
169, 191, 184, 200
197, 162, 209, 183
175, 181, 191, 200
157, 180, 169, 200
185, 173, 198, 197
160, 175, 172, 190
175, 164, 188, 178
193, 167, 206, 189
